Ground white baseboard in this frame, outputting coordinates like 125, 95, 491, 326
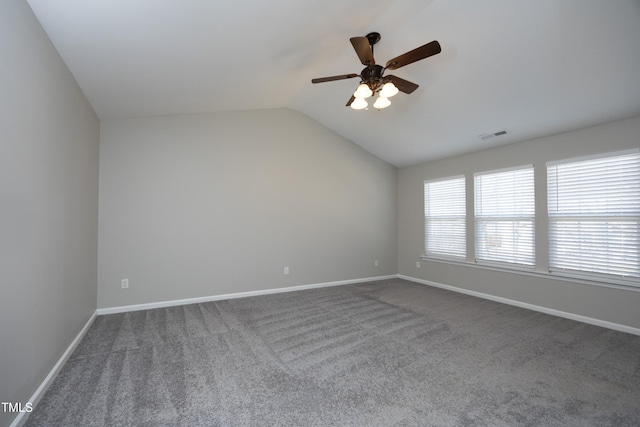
96, 275, 398, 315
399, 274, 640, 336
11, 310, 97, 427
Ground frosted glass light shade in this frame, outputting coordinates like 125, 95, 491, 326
351, 97, 368, 110
353, 84, 373, 98
373, 96, 391, 109
379, 82, 399, 98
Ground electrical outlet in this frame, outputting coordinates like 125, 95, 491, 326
121, 279, 129, 289
374, 260, 379, 267
416, 261, 421, 269
284, 266, 289, 275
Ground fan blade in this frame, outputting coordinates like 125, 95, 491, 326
350, 37, 375, 66
385, 40, 441, 70
346, 95, 355, 107
312, 74, 359, 84
386, 75, 419, 94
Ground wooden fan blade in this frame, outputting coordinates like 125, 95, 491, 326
386, 75, 419, 94
346, 95, 355, 107
385, 40, 441, 70
350, 37, 375, 66
312, 74, 359, 84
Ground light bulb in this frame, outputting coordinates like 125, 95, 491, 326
353, 84, 373, 99
351, 97, 368, 110
373, 96, 391, 109
379, 82, 399, 98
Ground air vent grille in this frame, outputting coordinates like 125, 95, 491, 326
479, 129, 509, 140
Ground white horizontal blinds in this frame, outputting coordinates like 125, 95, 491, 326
548, 151, 640, 282
424, 176, 466, 258
475, 167, 535, 266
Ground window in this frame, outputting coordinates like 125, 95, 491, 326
424, 176, 466, 259
475, 166, 535, 266
547, 150, 640, 284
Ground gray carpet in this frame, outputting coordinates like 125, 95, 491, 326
26, 279, 640, 426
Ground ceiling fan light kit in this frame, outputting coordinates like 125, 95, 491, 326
373, 96, 391, 109
312, 32, 441, 111
351, 97, 368, 110
354, 83, 373, 99
379, 82, 399, 98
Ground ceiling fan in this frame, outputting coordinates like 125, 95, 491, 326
312, 32, 441, 110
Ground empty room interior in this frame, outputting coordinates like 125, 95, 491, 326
2, 0, 640, 426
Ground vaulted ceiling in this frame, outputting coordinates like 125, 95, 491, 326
26, 0, 640, 166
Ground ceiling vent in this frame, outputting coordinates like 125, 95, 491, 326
479, 129, 509, 140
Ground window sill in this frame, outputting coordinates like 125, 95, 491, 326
419, 256, 640, 292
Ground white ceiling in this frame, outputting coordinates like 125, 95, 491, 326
27, 0, 640, 167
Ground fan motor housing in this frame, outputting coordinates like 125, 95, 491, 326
361, 65, 384, 80
361, 65, 385, 91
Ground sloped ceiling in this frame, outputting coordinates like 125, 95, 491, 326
26, 0, 640, 166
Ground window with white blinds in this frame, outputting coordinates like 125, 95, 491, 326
424, 176, 466, 259
475, 166, 535, 266
547, 150, 640, 284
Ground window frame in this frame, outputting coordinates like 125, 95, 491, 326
546, 149, 640, 287
423, 175, 466, 260
474, 165, 535, 268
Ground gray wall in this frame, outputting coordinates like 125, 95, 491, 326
98, 109, 397, 308
398, 115, 640, 329
0, 1, 100, 426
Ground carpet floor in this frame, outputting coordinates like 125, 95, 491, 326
26, 279, 640, 426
